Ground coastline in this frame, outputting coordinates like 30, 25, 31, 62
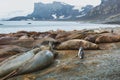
0, 27, 120, 80
0, 21, 120, 34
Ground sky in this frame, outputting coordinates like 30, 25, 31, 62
0, 0, 101, 19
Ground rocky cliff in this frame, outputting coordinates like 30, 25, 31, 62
9, 2, 93, 21
28, 2, 80, 20
84, 0, 120, 23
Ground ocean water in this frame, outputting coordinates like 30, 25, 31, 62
0, 21, 119, 33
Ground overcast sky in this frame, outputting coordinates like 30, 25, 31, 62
0, 0, 101, 19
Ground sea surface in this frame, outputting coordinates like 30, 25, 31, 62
0, 21, 119, 33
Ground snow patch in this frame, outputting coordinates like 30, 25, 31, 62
52, 14, 57, 19
32, 17, 36, 20
76, 14, 86, 18
73, 6, 83, 12
59, 15, 65, 19
61, 2, 67, 5
65, 16, 72, 19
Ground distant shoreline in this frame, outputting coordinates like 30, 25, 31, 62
1, 20, 120, 25
0, 26, 120, 35
0, 21, 120, 34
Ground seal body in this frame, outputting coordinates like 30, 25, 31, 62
0, 48, 40, 77
0, 48, 54, 78
17, 50, 54, 74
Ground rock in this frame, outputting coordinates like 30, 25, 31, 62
95, 34, 120, 43
56, 39, 99, 50
0, 48, 54, 78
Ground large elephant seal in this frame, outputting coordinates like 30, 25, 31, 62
0, 48, 54, 79
56, 39, 99, 50
0, 48, 40, 77
17, 50, 54, 75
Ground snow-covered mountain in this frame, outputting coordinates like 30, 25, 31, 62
9, 2, 93, 21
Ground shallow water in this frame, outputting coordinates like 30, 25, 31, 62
0, 21, 119, 33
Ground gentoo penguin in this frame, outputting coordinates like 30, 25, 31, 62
78, 47, 84, 59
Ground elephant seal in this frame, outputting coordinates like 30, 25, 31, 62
0, 48, 54, 79
16, 50, 54, 75
56, 39, 99, 50
0, 48, 40, 77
